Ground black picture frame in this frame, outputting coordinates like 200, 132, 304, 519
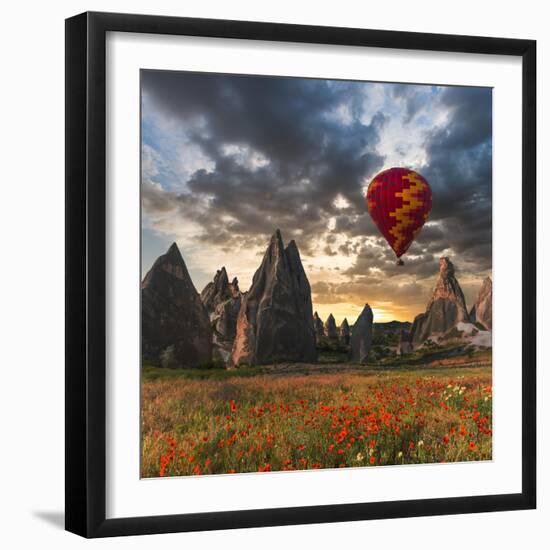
65, 11, 536, 538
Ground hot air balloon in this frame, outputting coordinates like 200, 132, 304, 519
366, 167, 432, 265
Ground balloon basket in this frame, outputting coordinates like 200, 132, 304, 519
396, 259, 404, 266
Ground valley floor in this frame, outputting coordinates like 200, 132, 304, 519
141, 354, 492, 478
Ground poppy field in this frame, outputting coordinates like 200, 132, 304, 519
141, 366, 492, 478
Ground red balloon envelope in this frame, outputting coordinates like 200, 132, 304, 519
366, 167, 432, 262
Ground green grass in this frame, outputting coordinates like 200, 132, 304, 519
143, 344, 491, 382
317, 349, 349, 363
142, 363, 262, 382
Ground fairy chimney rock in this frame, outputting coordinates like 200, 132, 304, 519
313, 311, 325, 341
231, 230, 317, 366
141, 243, 212, 368
202, 268, 243, 365
350, 304, 373, 363
201, 267, 232, 314
410, 257, 471, 347
325, 313, 339, 341
339, 318, 351, 346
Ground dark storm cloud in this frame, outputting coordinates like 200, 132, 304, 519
426, 90, 492, 215
421, 87, 492, 267
142, 71, 492, 290
142, 71, 385, 250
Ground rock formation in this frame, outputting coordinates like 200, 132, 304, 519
339, 318, 351, 346
201, 269, 242, 364
470, 277, 492, 330
325, 313, 339, 341
397, 329, 413, 355
229, 277, 240, 297
200, 267, 232, 313
410, 257, 470, 347
141, 243, 212, 368
349, 304, 373, 363
313, 311, 325, 341
231, 230, 317, 366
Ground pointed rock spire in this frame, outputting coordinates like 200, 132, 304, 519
470, 277, 492, 330
201, 266, 232, 314
142, 241, 191, 285
141, 243, 212, 368
427, 258, 469, 309
230, 277, 240, 298
313, 311, 325, 341
285, 239, 315, 327
231, 230, 316, 365
200, 267, 243, 365
350, 304, 373, 363
325, 313, 338, 341
410, 257, 471, 347
339, 318, 351, 346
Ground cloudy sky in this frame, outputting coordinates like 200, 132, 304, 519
141, 70, 492, 324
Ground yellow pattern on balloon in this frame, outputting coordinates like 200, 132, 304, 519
389, 172, 427, 252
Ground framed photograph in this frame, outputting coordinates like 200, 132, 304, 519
65, 11, 536, 538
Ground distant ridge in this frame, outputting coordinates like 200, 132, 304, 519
373, 320, 412, 334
